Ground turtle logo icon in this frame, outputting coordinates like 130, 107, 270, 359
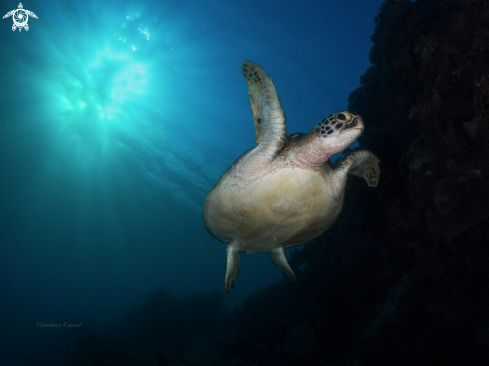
3, 3, 37, 32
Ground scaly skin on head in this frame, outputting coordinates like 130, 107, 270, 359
288, 111, 364, 172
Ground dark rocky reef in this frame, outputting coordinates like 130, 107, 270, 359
72, 1, 489, 365
71, 290, 232, 366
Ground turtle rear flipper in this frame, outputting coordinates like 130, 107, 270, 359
225, 243, 240, 295
270, 247, 297, 281
336, 150, 380, 187
241, 61, 286, 161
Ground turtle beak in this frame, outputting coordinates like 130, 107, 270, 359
341, 115, 364, 133
352, 115, 364, 131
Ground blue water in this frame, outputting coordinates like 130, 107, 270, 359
0, 0, 383, 363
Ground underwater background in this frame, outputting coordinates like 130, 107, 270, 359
1, 0, 489, 365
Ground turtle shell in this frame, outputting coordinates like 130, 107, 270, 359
203, 165, 343, 252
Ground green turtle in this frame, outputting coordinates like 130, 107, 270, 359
203, 61, 380, 295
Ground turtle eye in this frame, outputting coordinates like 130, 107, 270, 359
336, 113, 347, 122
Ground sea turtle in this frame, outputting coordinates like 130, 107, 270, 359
3, 3, 38, 32
203, 61, 380, 295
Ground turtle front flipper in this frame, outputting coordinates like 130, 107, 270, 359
336, 150, 380, 187
241, 61, 286, 160
3, 10, 13, 19
225, 243, 240, 295
27, 11, 38, 19
270, 247, 297, 281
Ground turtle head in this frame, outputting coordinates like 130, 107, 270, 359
313, 111, 364, 157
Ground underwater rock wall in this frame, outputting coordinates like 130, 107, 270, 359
352, 0, 489, 245
346, 0, 489, 363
